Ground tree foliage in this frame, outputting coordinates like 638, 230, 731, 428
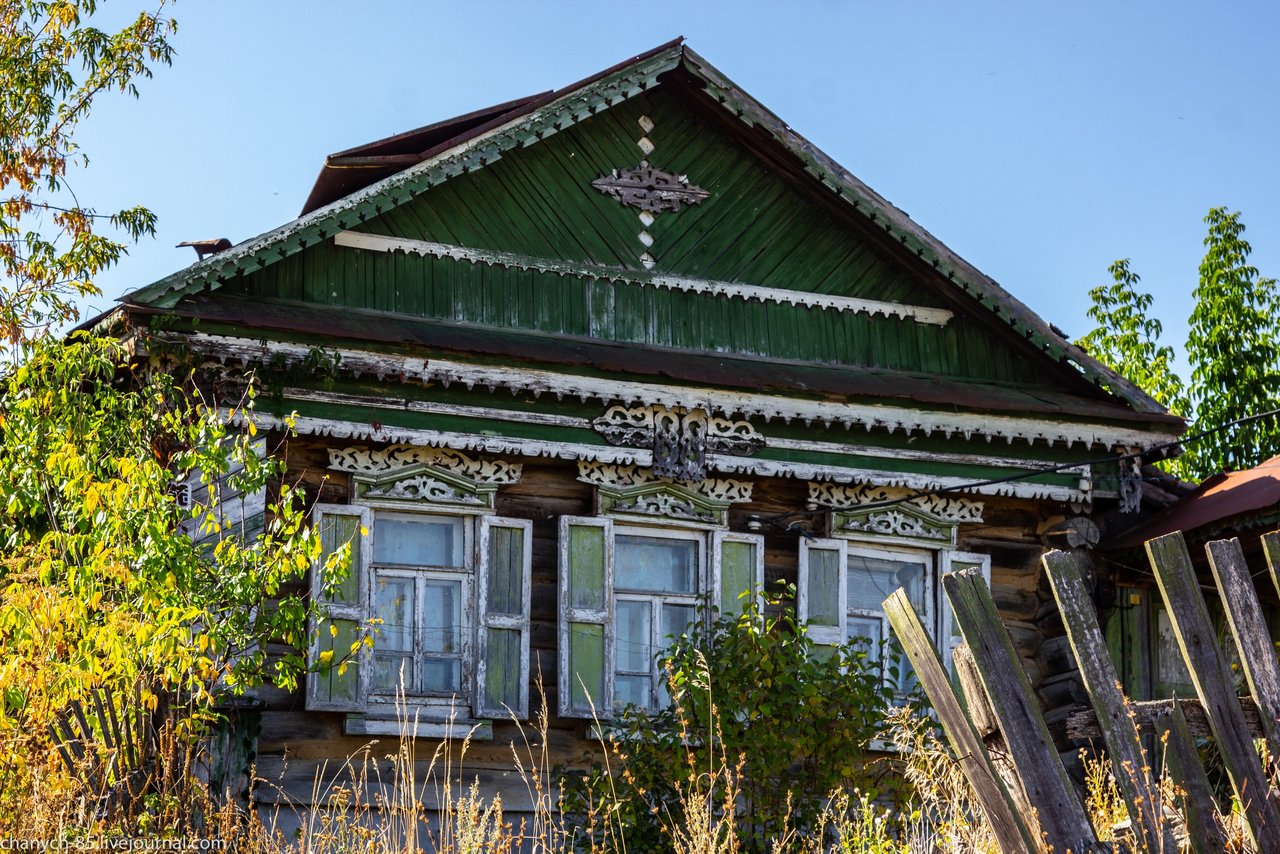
563, 605, 892, 853
1, 0, 176, 344
1080, 208, 1280, 481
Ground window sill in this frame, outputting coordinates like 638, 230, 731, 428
343, 714, 493, 740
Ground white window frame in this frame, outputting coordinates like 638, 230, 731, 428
612, 525, 707, 713
937, 550, 992, 676
845, 543, 934, 694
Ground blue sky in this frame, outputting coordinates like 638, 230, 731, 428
76, 1, 1280, 378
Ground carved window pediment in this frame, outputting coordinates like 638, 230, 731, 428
352, 463, 495, 509
597, 482, 728, 528
810, 482, 983, 548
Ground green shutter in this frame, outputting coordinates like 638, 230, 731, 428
713, 531, 765, 618
306, 504, 369, 712
798, 538, 847, 650
476, 516, 532, 719
558, 516, 613, 718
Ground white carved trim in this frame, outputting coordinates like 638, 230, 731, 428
334, 231, 954, 326
180, 334, 1181, 452
593, 404, 764, 456
328, 444, 522, 483
610, 492, 719, 524
576, 461, 753, 503
229, 410, 1092, 503
360, 473, 486, 504
841, 509, 952, 541
808, 482, 984, 523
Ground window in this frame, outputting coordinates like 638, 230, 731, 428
557, 516, 764, 718
306, 496, 532, 731
798, 536, 990, 691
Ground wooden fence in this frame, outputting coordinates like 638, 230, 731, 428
885, 530, 1280, 854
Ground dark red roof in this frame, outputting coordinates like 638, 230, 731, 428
1104, 455, 1280, 550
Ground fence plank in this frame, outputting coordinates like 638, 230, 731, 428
1146, 531, 1280, 851
1043, 550, 1175, 854
883, 589, 1037, 854
1205, 536, 1280, 762
1260, 531, 1280, 602
1156, 700, 1227, 854
942, 568, 1097, 852
953, 643, 1040, 841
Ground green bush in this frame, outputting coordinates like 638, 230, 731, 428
562, 604, 893, 853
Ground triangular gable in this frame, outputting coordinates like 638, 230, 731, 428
121, 39, 1163, 416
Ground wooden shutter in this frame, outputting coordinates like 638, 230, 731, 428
797, 537, 847, 649
476, 516, 533, 719
558, 516, 614, 718
939, 551, 991, 675
306, 504, 370, 712
712, 531, 765, 619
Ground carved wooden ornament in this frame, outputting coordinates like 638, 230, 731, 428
592, 161, 710, 213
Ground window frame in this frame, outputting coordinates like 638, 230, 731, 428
612, 525, 707, 713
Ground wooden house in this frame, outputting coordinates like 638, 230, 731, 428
95, 40, 1184, 824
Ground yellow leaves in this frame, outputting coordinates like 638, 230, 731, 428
318, 649, 334, 666
329, 624, 338, 638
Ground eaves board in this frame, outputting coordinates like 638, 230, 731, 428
134, 298, 1183, 435
271, 392, 1093, 503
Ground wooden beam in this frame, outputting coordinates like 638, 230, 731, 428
1205, 537, 1280, 761
1043, 549, 1176, 854
1147, 531, 1280, 851
883, 590, 1036, 854
1156, 701, 1228, 854
1067, 696, 1264, 740
943, 568, 1097, 852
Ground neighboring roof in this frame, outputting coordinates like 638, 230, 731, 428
300, 93, 548, 215
1104, 455, 1280, 550
115, 38, 1172, 421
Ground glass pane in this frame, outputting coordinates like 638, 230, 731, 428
423, 657, 461, 693
424, 579, 462, 654
616, 674, 651, 710
375, 576, 414, 651
806, 548, 841, 627
374, 515, 464, 567
848, 555, 925, 612
890, 644, 919, 695
661, 604, 697, 651
616, 601, 652, 673
616, 535, 697, 593
374, 655, 411, 692
847, 616, 883, 664
487, 525, 524, 615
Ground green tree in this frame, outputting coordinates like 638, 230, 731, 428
1078, 259, 1188, 417
1080, 208, 1280, 481
1, 0, 176, 344
1184, 207, 1280, 476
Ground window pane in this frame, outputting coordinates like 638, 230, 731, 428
847, 616, 883, 663
616, 535, 697, 593
616, 674, 651, 710
423, 579, 462, 654
806, 548, 841, 627
374, 655, 411, 692
661, 604, 697, 651
616, 601, 652, 673
375, 576, 414, 651
374, 515, 464, 567
423, 658, 462, 693
848, 555, 925, 613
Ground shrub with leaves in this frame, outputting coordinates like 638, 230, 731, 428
563, 604, 892, 853
0, 334, 352, 826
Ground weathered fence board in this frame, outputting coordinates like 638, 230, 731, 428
1147, 531, 1280, 851
942, 569, 1097, 852
952, 643, 1040, 842
1067, 695, 1264, 739
1155, 701, 1227, 854
1206, 536, 1280, 762
884, 589, 1037, 854
1043, 549, 1175, 854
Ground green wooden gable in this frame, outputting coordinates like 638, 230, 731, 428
111, 40, 1185, 504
